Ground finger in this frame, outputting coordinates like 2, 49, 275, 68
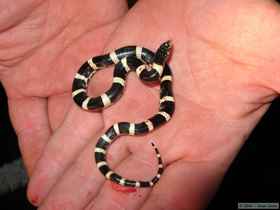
140, 160, 225, 210
8, 96, 51, 175
27, 19, 123, 205
37, 134, 131, 210
85, 141, 161, 210
47, 92, 73, 131
27, 105, 103, 206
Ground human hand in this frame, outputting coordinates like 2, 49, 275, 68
0, 0, 127, 189
3, 0, 280, 209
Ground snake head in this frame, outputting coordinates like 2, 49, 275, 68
161, 40, 172, 53
154, 40, 173, 64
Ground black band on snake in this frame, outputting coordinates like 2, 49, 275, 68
72, 41, 175, 188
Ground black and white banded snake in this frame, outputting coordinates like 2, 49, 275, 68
72, 41, 175, 188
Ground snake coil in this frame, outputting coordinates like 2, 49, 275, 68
72, 41, 175, 188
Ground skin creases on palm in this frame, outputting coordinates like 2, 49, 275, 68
0, 0, 128, 172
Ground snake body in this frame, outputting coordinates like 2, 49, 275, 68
72, 41, 175, 187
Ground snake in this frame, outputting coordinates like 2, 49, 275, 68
72, 41, 175, 188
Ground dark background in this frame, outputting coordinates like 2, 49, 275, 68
0, 0, 279, 209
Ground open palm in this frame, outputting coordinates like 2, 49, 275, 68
1, 0, 280, 210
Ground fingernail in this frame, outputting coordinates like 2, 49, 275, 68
29, 194, 40, 206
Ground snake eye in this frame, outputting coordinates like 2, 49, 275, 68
163, 40, 172, 49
